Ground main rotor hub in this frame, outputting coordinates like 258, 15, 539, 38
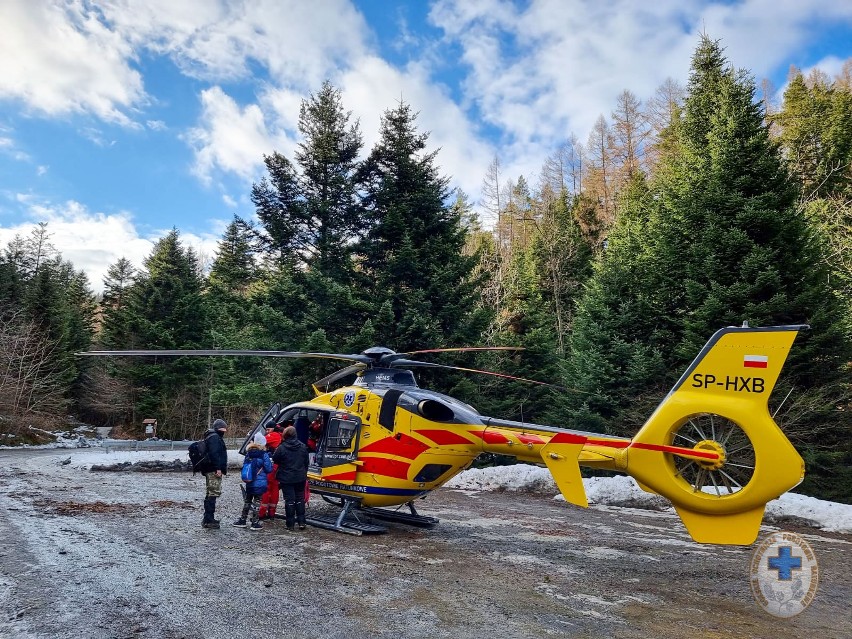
694, 439, 726, 470
360, 347, 397, 365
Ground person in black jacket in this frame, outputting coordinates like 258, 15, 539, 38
202, 419, 229, 529
272, 425, 309, 530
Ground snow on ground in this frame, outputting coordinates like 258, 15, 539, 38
47, 449, 245, 470
764, 491, 852, 534
445, 464, 852, 534
20, 449, 852, 534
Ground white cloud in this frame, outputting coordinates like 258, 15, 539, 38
0, 0, 144, 125
0, 199, 222, 294
0, 135, 30, 162
184, 86, 294, 184
2, 0, 851, 236
97, 0, 370, 89
800, 55, 850, 80
428, 0, 852, 194
340, 56, 494, 199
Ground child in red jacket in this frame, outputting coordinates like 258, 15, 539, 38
258, 429, 282, 520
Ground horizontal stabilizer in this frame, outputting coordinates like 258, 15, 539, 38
541, 433, 588, 508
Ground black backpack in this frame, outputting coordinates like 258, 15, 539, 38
188, 436, 211, 474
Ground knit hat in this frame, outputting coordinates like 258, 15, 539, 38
253, 432, 267, 447
212, 418, 227, 432
266, 431, 282, 449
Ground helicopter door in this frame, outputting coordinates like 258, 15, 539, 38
315, 413, 362, 485
239, 402, 281, 455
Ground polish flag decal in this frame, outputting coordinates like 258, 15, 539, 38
743, 354, 768, 369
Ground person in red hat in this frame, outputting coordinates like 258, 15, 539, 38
258, 427, 283, 520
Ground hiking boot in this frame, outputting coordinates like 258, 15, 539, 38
286, 525, 294, 531
249, 522, 263, 531
298, 524, 306, 530
232, 518, 248, 528
202, 520, 220, 529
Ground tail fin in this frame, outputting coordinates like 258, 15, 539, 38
625, 324, 808, 544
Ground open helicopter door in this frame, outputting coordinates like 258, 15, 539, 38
239, 402, 281, 455
314, 412, 362, 485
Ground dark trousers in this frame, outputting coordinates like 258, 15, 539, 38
280, 480, 306, 528
241, 492, 262, 524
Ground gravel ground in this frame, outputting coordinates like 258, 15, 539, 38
0, 449, 850, 639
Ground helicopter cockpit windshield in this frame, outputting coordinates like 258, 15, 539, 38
355, 368, 417, 387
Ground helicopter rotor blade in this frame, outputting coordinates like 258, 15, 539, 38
77, 349, 374, 364
380, 346, 524, 366
397, 346, 524, 356
312, 363, 367, 390
390, 359, 570, 391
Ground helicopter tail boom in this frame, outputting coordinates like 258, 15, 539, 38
622, 324, 807, 544
479, 324, 808, 545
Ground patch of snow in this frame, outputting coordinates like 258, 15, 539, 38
445, 464, 556, 492
447, 465, 852, 534
765, 492, 852, 534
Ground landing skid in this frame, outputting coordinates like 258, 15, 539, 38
303, 493, 388, 535
304, 491, 438, 534
306, 514, 386, 535
362, 501, 439, 528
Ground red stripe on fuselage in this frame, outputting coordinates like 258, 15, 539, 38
515, 433, 547, 445
415, 429, 474, 446
468, 429, 511, 445
586, 437, 629, 448
584, 437, 720, 460
630, 441, 719, 460
360, 456, 411, 480
547, 432, 587, 445
323, 471, 357, 482
359, 433, 430, 460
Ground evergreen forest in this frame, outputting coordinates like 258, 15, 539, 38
1, 38, 850, 502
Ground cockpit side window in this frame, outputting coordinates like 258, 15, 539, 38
325, 416, 360, 451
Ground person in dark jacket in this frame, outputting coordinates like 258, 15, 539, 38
233, 433, 273, 530
293, 416, 310, 445
202, 418, 229, 529
272, 425, 309, 530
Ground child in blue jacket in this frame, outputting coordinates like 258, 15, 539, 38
233, 433, 273, 530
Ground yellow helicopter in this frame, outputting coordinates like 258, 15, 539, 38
82, 323, 807, 544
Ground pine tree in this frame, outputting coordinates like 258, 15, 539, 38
119, 230, 209, 437
357, 101, 486, 352
566, 172, 663, 433
208, 216, 259, 295
568, 36, 850, 441
251, 81, 364, 346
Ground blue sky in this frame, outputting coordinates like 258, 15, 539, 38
1, 0, 851, 293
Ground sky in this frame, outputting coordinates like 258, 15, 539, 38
1, 0, 852, 294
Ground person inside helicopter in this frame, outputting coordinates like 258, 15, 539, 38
307, 414, 324, 465
293, 415, 310, 445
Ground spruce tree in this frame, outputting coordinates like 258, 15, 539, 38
251, 81, 364, 346
120, 230, 209, 437
568, 36, 850, 442
357, 101, 486, 352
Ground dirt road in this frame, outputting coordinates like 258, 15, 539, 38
0, 449, 849, 639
